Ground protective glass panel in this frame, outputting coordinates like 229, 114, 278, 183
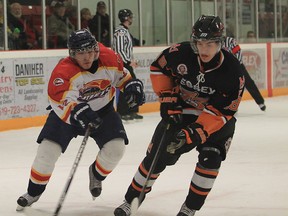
142, 0, 167, 46
169, 0, 192, 44
46, 0, 77, 49
80, 0, 110, 47
7, 1, 42, 50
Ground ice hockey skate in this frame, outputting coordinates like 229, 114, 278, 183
114, 200, 132, 216
89, 164, 102, 199
131, 113, 143, 121
16, 192, 41, 211
120, 114, 134, 123
259, 103, 266, 111
176, 203, 196, 216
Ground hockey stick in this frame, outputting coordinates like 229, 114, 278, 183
24, 124, 93, 216
130, 121, 172, 215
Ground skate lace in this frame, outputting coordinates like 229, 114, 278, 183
89, 166, 102, 189
180, 203, 195, 216
90, 178, 101, 188
119, 201, 131, 214
21, 193, 40, 204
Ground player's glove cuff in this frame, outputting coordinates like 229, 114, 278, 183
167, 123, 207, 154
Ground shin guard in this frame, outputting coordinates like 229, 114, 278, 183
28, 139, 61, 196
185, 147, 222, 210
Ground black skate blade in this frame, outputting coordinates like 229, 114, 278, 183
24, 207, 53, 216
130, 198, 139, 215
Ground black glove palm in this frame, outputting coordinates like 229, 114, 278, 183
70, 103, 102, 129
124, 79, 145, 109
167, 123, 207, 154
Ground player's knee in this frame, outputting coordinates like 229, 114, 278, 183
153, 162, 166, 173
198, 147, 222, 169
101, 138, 126, 163
165, 153, 181, 166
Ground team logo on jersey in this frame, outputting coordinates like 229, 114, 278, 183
53, 78, 64, 86
180, 86, 208, 109
180, 78, 215, 95
177, 64, 188, 75
78, 79, 112, 102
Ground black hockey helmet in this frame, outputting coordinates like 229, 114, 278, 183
67, 28, 99, 57
191, 15, 224, 53
118, 9, 133, 22
192, 15, 224, 41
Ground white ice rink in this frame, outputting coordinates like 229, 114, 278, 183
1, 96, 288, 216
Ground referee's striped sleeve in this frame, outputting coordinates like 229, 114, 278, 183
223, 37, 243, 64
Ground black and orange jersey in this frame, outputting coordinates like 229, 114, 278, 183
150, 41, 245, 136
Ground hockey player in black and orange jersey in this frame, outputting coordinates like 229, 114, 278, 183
114, 15, 245, 216
16, 29, 145, 211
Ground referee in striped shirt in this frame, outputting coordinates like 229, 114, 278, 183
222, 36, 266, 111
113, 9, 143, 121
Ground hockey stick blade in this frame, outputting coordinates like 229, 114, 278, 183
130, 198, 139, 215
24, 207, 53, 216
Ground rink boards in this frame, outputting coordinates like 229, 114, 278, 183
0, 43, 288, 131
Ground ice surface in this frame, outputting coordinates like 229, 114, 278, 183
1, 96, 288, 216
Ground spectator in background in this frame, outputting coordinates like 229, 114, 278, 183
47, 1, 74, 48
7, 2, 38, 50
245, 30, 257, 43
65, 4, 77, 29
113, 9, 143, 122
81, 8, 92, 29
1, 0, 16, 50
89, 1, 110, 47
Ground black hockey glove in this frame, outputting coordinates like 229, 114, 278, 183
124, 78, 145, 109
167, 123, 208, 154
70, 103, 102, 129
159, 88, 182, 124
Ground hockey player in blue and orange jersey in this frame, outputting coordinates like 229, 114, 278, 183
16, 29, 145, 211
114, 15, 245, 216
